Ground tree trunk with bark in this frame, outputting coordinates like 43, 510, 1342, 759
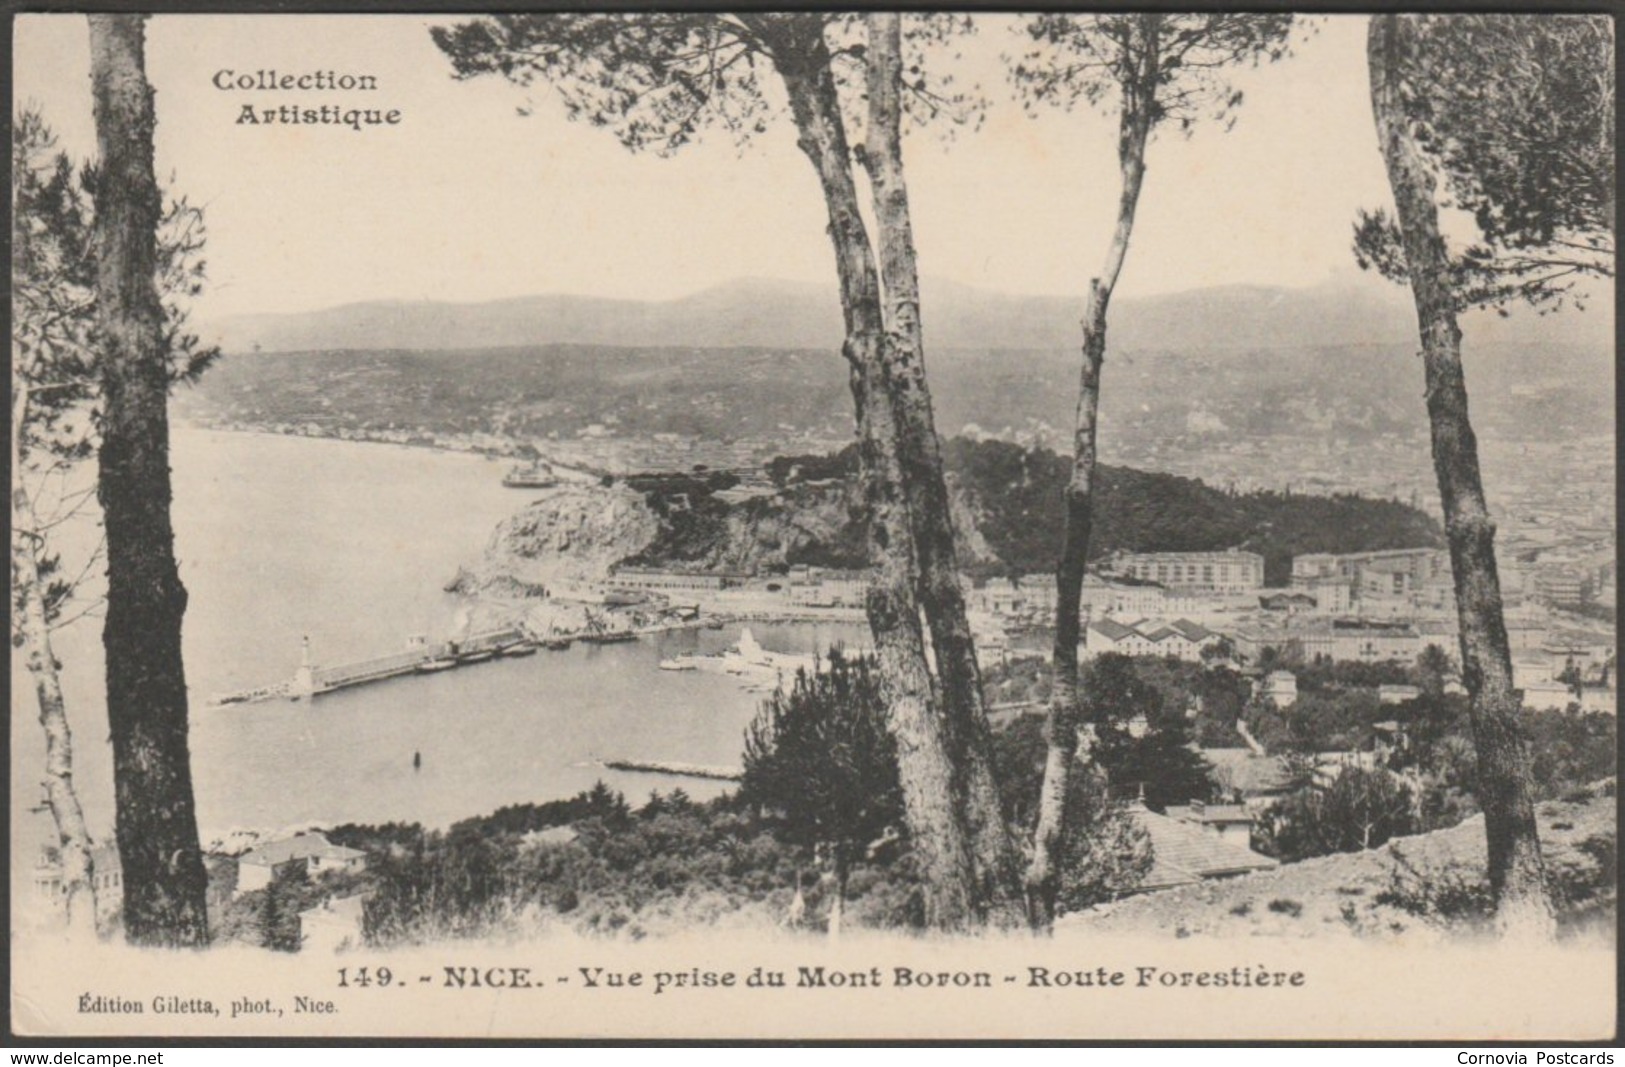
862, 11, 1027, 928
89, 12, 211, 948
773, 28, 979, 931
1367, 13, 1552, 936
11, 384, 99, 939
1027, 18, 1157, 930
828, 847, 849, 939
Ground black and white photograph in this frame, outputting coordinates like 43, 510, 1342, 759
7, 8, 1617, 1042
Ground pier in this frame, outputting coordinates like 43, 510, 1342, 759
208, 626, 535, 707
601, 758, 742, 782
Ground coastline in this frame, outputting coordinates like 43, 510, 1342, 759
174, 419, 518, 460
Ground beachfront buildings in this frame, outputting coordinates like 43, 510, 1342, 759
607, 566, 747, 593
784, 567, 867, 608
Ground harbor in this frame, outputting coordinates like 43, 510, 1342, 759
7, 418, 885, 861
14, 395, 872, 865
204, 599, 858, 709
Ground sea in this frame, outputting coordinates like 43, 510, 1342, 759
9, 429, 865, 885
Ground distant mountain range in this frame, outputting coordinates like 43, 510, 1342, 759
202, 273, 1612, 355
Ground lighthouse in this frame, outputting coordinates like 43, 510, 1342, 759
290, 635, 317, 699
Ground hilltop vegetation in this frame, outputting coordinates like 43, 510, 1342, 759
614, 438, 1442, 585
942, 439, 1442, 583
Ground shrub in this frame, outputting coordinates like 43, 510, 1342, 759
1259, 766, 1417, 862
1373, 847, 1495, 930
1266, 898, 1303, 918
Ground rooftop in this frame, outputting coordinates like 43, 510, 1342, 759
1165, 802, 1255, 826
1128, 804, 1278, 892
240, 832, 364, 869
1090, 618, 1138, 642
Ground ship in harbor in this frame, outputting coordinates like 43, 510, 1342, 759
656, 628, 815, 692
501, 460, 557, 489
577, 608, 638, 644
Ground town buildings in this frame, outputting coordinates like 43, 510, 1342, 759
235, 832, 368, 896
1124, 799, 1278, 893
1291, 547, 1454, 617
31, 842, 122, 921
1162, 801, 1260, 851
1083, 617, 1222, 662
1532, 568, 1594, 611
1101, 549, 1265, 594
592, 544, 1613, 721
607, 566, 744, 593
1260, 670, 1298, 708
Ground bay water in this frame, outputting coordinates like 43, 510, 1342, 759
10, 430, 863, 884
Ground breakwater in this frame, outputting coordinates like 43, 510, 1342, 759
601, 758, 743, 782
208, 626, 532, 707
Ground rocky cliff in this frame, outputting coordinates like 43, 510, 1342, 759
447, 483, 663, 597
449, 473, 997, 598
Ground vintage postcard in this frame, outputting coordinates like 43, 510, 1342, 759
8, 10, 1617, 1042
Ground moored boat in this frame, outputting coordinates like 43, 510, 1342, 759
579, 630, 637, 644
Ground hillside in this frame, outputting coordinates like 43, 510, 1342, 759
451, 438, 1442, 593
1060, 784, 1616, 942
204, 274, 1611, 355
171, 337, 1612, 461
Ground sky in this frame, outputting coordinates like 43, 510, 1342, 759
13, 14, 1397, 323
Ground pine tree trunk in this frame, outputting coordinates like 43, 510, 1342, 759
1027, 27, 1156, 931
12, 387, 99, 939
774, 31, 978, 931
1367, 13, 1552, 937
863, 12, 1026, 928
829, 850, 848, 940
89, 12, 211, 948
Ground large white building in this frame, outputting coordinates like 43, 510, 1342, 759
1102, 549, 1265, 594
